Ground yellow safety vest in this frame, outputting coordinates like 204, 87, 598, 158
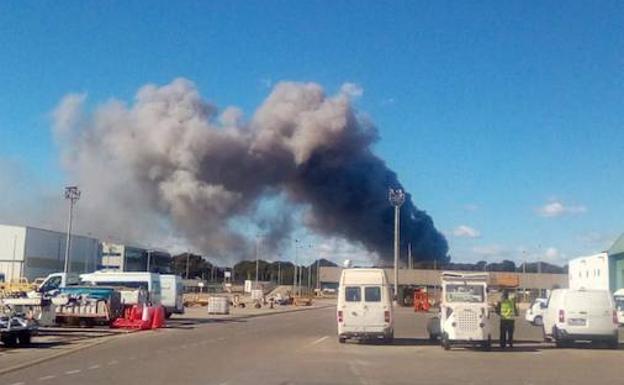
501, 299, 515, 320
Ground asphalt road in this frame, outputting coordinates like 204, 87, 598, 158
1, 306, 623, 385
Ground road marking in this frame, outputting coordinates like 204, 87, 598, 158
65, 369, 81, 375
9, 382, 25, 385
38, 375, 56, 381
87, 364, 101, 370
308, 336, 329, 346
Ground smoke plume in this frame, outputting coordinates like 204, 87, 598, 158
53, 79, 448, 263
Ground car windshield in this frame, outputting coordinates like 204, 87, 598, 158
445, 284, 485, 303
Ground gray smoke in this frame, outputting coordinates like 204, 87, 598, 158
53, 78, 448, 263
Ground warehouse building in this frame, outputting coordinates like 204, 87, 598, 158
607, 233, 624, 292
101, 242, 172, 273
0, 224, 101, 282
319, 266, 568, 293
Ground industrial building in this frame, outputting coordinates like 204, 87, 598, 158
319, 266, 568, 296
607, 233, 624, 292
0, 224, 101, 282
568, 253, 609, 290
568, 234, 624, 293
101, 242, 172, 273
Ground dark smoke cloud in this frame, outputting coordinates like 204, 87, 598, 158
52, 79, 448, 263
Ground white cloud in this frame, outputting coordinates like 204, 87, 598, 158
537, 200, 587, 218
340, 82, 363, 98
453, 225, 481, 238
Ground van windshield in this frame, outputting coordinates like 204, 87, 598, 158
445, 284, 484, 303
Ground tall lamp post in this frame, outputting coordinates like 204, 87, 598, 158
388, 188, 405, 301
63, 186, 81, 274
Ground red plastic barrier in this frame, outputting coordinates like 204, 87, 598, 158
151, 305, 166, 329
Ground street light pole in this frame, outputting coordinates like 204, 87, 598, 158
389, 188, 405, 301
63, 186, 81, 274
255, 236, 260, 289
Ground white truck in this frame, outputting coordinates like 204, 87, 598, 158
438, 272, 492, 351
159, 274, 184, 318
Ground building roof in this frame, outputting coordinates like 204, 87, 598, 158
608, 233, 624, 257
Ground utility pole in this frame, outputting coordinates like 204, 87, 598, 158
185, 251, 191, 279
389, 188, 405, 301
63, 186, 81, 274
255, 236, 260, 289
316, 258, 321, 291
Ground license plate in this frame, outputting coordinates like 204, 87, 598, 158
568, 318, 586, 326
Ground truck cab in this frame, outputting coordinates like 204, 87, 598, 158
439, 272, 491, 350
37, 273, 81, 294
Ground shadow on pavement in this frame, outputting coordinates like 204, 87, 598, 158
166, 317, 248, 329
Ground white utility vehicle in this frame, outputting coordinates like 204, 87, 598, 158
336, 268, 393, 343
525, 297, 548, 326
542, 288, 618, 348
80, 271, 162, 305
614, 289, 624, 325
439, 272, 492, 351
159, 274, 184, 318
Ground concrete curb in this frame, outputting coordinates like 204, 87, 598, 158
0, 304, 334, 376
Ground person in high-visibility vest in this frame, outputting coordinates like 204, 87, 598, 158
496, 290, 519, 348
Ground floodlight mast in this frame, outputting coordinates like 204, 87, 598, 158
63, 186, 81, 274
388, 188, 405, 301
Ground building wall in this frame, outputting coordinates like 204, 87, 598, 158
22, 227, 101, 280
0, 225, 27, 282
608, 253, 624, 292
319, 266, 568, 290
568, 253, 609, 290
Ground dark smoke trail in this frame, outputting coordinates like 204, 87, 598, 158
52, 79, 448, 263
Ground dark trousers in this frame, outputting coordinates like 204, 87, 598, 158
500, 319, 515, 348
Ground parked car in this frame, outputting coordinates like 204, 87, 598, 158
336, 268, 393, 343
525, 298, 548, 326
542, 288, 619, 348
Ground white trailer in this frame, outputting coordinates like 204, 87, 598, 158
0, 224, 101, 282
568, 253, 609, 291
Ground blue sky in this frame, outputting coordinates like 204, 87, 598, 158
1, 1, 623, 264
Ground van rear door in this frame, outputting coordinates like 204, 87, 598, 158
342, 285, 386, 331
564, 291, 613, 334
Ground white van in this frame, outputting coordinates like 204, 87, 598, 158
542, 288, 619, 348
159, 274, 184, 318
337, 268, 393, 343
80, 271, 162, 306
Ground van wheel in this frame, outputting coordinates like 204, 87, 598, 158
1, 334, 17, 347
339, 337, 346, 344
17, 331, 31, 345
441, 333, 451, 350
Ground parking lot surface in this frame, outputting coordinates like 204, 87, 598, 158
1, 305, 622, 385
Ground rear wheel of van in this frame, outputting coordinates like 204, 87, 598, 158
338, 336, 346, 344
